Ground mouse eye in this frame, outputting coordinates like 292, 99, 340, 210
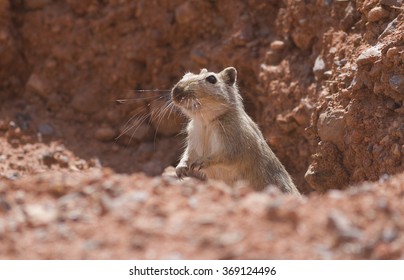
206, 75, 217, 84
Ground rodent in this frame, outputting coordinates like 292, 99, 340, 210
170, 67, 300, 195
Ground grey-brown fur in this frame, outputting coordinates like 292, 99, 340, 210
171, 67, 300, 195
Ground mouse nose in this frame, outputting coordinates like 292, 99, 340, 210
171, 85, 185, 103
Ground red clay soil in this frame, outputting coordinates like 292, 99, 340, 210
0, 0, 403, 259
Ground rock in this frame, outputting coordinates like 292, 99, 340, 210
264, 50, 282, 65
95, 125, 116, 142
291, 28, 314, 51
328, 209, 362, 241
232, 25, 254, 46
356, 46, 381, 65
0, 119, 7, 131
261, 64, 283, 79
190, 49, 208, 65
142, 160, 164, 176
291, 103, 311, 126
187, 197, 198, 209
13, 113, 30, 131
0, 195, 11, 212
127, 191, 149, 203
240, 193, 269, 215
305, 142, 349, 191
0, 29, 9, 42
340, 1, 356, 31
378, 17, 398, 39
380, 0, 403, 7
24, 0, 51, 10
26, 73, 48, 97
42, 151, 69, 167
218, 231, 244, 246
82, 240, 101, 251
54, 153, 69, 167
42, 152, 58, 167
386, 47, 398, 59
313, 55, 326, 80
37, 123, 54, 136
317, 109, 345, 151
0, 219, 4, 237
175, 2, 197, 25
276, 113, 298, 132
391, 143, 401, 158
367, 7, 388, 22
15, 190, 26, 204
25, 204, 58, 227
389, 75, 404, 93
381, 227, 398, 242
270, 40, 285, 52
71, 89, 101, 114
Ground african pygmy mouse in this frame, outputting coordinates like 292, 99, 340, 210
171, 67, 300, 195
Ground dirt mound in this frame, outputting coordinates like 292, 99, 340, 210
258, 0, 404, 192
0, 0, 403, 259
1, 170, 404, 259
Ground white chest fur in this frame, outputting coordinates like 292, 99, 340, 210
188, 119, 222, 157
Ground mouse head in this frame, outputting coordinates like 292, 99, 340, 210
171, 67, 242, 120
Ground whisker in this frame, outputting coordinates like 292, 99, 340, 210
115, 94, 169, 104
116, 105, 150, 140
154, 99, 172, 123
116, 99, 127, 104
166, 101, 176, 121
152, 99, 174, 144
130, 89, 171, 92
114, 88, 177, 146
116, 112, 149, 141
127, 114, 150, 144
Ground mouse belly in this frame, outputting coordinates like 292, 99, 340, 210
204, 165, 241, 185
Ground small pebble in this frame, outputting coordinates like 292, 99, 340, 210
270, 40, 285, 52
367, 7, 388, 22
82, 240, 101, 251
313, 56, 326, 80
357, 46, 381, 65
0, 219, 4, 237
37, 123, 54, 136
380, 0, 402, 7
0, 155, 6, 162
26, 73, 48, 97
328, 209, 362, 240
25, 204, 58, 227
95, 126, 116, 142
386, 47, 398, 59
128, 191, 149, 203
0, 196, 11, 212
15, 190, 26, 204
218, 231, 244, 246
389, 75, 404, 93
381, 227, 397, 242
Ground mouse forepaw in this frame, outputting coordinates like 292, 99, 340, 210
175, 165, 189, 178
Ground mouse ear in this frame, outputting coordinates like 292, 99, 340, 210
220, 67, 237, 86
200, 68, 208, 74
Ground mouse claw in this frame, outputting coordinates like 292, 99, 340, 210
190, 159, 205, 171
